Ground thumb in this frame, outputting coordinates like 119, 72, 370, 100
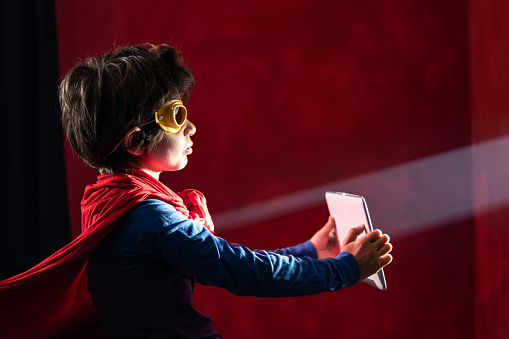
315, 216, 335, 237
322, 216, 335, 233
342, 224, 365, 244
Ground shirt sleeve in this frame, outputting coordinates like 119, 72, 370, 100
123, 200, 360, 298
255, 240, 318, 259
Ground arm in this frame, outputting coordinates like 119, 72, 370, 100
152, 204, 359, 297
255, 241, 318, 258
253, 216, 339, 259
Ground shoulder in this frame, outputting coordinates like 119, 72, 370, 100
109, 199, 187, 247
112, 199, 213, 260
121, 199, 209, 239
95, 199, 192, 259
126, 199, 186, 225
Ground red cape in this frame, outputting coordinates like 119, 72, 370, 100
0, 170, 213, 338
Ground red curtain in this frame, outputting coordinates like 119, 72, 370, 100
470, 0, 509, 337
54, 0, 508, 337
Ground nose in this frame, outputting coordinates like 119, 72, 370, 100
184, 119, 196, 137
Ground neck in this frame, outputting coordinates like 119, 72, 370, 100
137, 168, 161, 180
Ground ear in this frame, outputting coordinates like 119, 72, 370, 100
123, 126, 145, 155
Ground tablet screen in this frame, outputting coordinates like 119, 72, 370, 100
325, 191, 387, 290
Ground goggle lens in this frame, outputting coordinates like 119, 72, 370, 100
154, 100, 187, 133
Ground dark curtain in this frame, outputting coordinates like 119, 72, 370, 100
0, 0, 70, 279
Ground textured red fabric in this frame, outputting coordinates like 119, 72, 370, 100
0, 169, 213, 338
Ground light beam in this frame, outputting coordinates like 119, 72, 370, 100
213, 136, 509, 237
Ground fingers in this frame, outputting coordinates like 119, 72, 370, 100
341, 226, 393, 280
374, 234, 393, 269
379, 253, 393, 267
366, 231, 392, 260
364, 228, 382, 242
372, 233, 390, 248
377, 242, 392, 255
365, 230, 391, 246
343, 224, 365, 244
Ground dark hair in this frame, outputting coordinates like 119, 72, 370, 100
59, 44, 195, 174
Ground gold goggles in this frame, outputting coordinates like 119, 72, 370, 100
154, 100, 187, 133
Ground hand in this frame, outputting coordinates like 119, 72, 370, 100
341, 225, 393, 281
310, 216, 340, 259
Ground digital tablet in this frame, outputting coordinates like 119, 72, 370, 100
325, 191, 387, 290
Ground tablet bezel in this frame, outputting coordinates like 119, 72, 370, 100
325, 191, 387, 290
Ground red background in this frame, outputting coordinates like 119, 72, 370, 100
54, 0, 508, 338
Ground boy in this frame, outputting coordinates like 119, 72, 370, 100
1, 44, 392, 338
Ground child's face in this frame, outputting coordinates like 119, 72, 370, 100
138, 119, 196, 177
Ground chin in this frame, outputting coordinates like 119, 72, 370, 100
171, 162, 188, 172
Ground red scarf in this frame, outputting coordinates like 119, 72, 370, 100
0, 169, 213, 338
